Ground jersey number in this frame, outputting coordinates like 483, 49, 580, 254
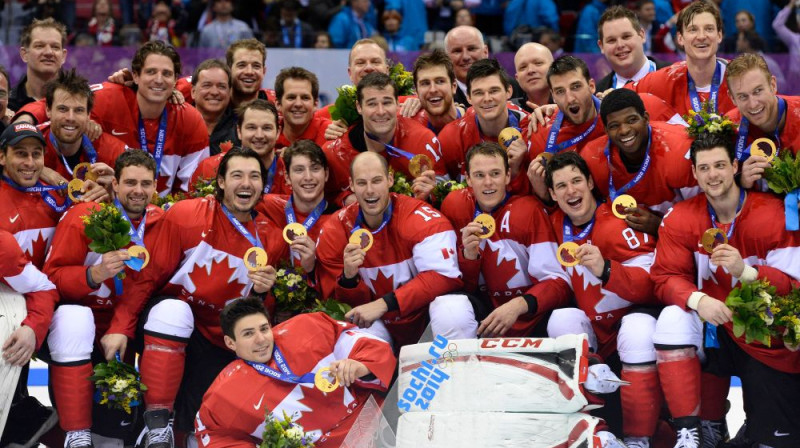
414, 206, 442, 222
622, 228, 648, 250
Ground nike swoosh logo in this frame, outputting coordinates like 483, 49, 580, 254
9, 214, 19, 223
120, 421, 131, 427
774, 431, 790, 437
253, 394, 264, 411
111, 129, 127, 136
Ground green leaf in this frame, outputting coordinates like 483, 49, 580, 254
733, 320, 745, 338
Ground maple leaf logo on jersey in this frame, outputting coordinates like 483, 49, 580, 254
367, 269, 395, 296
182, 257, 248, 301
482, 244, 523, 293
219, 140, 234, 153
294, 385, 346, 439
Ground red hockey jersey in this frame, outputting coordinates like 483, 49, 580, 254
275, 114, 332, 150
40, 125, 128, 180
652, 192, 800, 373
190, 152, 291, 195
89, 82, 210, 195
0, 181, 66, 268
629, 61, 736, 116
440, 190, 571, 335
195, 312, 396, 448
316, 194, 462, 346
550, 203, 658, 359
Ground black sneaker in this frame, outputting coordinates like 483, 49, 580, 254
719, 423, 756, 448
0, 396, 59, 448
702, 419, 729, 448
137, 409, 173, 448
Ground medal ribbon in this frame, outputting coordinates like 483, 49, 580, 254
562, 212, 595, 244
244, 346, 315, 384
264, 155, 277, 193
546, 96, 601, 154
352, 200, 393, 236
612, 60, 656, 89
138, 109, 168, 178
734, 97, 786, 161
3, 176, 70, 213
111, 199, 146, 295
687, 60, 722, 113
221, 204, 263, 248
49, 133, 98, 176
365, 132, 415, 160
605, 126, 652, 200
472, 192, 511, 219
285, 196, 327, 231
474, 110, 521, 142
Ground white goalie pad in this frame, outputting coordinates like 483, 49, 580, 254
396, 412, 601, 448
397, 334, 590, 414
0, 284, 28, 436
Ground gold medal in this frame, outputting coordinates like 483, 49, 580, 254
349, 229, 374, 251
498, 127, 522, 150
68, 179, 84, 202
282, 222, 307, 244
701, 228, 728, 253
750, 138, 776, 162
127, 245, 150, 269
473, 213, 496, 239
611, 194, 638, 219
73, 162, 97, 181
538, 152, 554, 165
556, 242, 581, 267
409, 154, 433, 178
314, 367, 339, 392
243, 247, 269, 271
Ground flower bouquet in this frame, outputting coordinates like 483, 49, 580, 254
762, 151, 800, 231
726, 279, 800, 350
87, 358, 147, 414
430, 179, 466, 209
150, 191, 188, 210
260, 408, 315, 448
274, 262, 318, 322
308, 298, 352, 322
82, 203, 131, 279
683, 100, 736, 139
390, 170, 414, 197
388, 61, 415, 96
329, 85, 359, 127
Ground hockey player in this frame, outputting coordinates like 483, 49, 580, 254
43, 149, 163, 448
274, 67, 331, 150
439, 142, 570, 337
316, 152, 477, 347
195, 298, 396, 447
651, 132, 800, 448
409, 49, 464, 134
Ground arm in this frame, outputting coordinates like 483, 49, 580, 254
328, 314, 397, 389
650, 209, 700, 309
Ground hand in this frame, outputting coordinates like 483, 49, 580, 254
290, 235, 316, 273
249, 265, 277, 294
169, 89, 185, 105
79, 180, 111, 203
710, 244, 745, 278
576, 243, 605, 277
411, 170, 436, 201
2, 326, 36, 367
328, 359, 370, 387
507, 138, 527, 178
90, 249, 130, 284
85, 120, 103, 140
100, 333, 128, 361
460, 221, 483, 260
624, 205, 662, 236
325, 119, 348, 141
595, 88, 615, 100
39, 167, 69, 194
696, 295, 733, 326
527, 157, 549, 201
344, 299, 389, 328
527, 104, 558, 134
4, 107, 15, 124
343, 193, 357, 206
343, 243, 366, 279
399, 97, 422, 117
477, 297, 528, 337
740, 155, 769, 189
107, 68, 134, 86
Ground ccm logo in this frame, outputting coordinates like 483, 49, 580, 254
480, 338, 543, 349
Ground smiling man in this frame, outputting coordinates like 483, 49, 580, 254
8, 18, 67, 113
409, 49, 463, 134
512, 43, 554, 112
274, 67, 330, 149
195, 298, 396, 447
191, 59, 238, 156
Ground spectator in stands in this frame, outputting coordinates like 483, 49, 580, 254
504, 0, 560, 36
314, 31, 333, 48
278, 0, 316, 48
328, 0, 378, 49
86, 0, 119, 46
385, 0, 427, 50
147, 0, 184, 47
773, 2, 800, 82
539, 28, 564, 58
636, 0, 675, 55
721, 10, 766, 53
427, 0, 479, 31
197, 0, 254, 49
574, 0, 608, 53
382, 10, 416, 51
454, 8, 475, 27
308, 0, 347, 31
471, 0, 504, 36
721, 0, 778, 51
9, 18, 67, 113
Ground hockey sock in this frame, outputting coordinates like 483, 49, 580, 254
51, 361, 94, 431
141, 333, 188, 411
656, 347, 700, 418
621, 363, 662, 437
699, 372, 729, 421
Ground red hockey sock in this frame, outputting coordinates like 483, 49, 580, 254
656, 347, 700, 418
51, 362, 94, 431
621, 363, 662, 437
140, 333, 187, 411
699, 372, 730, 421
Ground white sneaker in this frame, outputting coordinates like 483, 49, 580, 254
597, 430, 627, 448
64, 430, 93, 448
624, 436, 650, 448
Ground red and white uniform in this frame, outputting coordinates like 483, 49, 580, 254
725, 95, 800, 156
323, 117, 446, 206
255, 194, 332, 243
43, 202, 164, 337
629, 61, 737, 116
652, 192, 800, 373
14, 98, 48, 124
190, 153, 291, 195
0, 229, 58, 349
550, 203, 658, 359
0, 181, 66, 268
40, 126, 128, 180
110, 198, 288, 345
275, 115, 332, 150
580, 121, 698, 214
175, 75, 277, 105
195, 312, 396, 448
438, 107, 527, 181
89, 82, 210, 195
440, 190, 571, 335
316, 194, 463, 346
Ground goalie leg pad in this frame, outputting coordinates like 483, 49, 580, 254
429, 294, 477, 340
547, 308, 598, 353
0, 286, 27, 436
